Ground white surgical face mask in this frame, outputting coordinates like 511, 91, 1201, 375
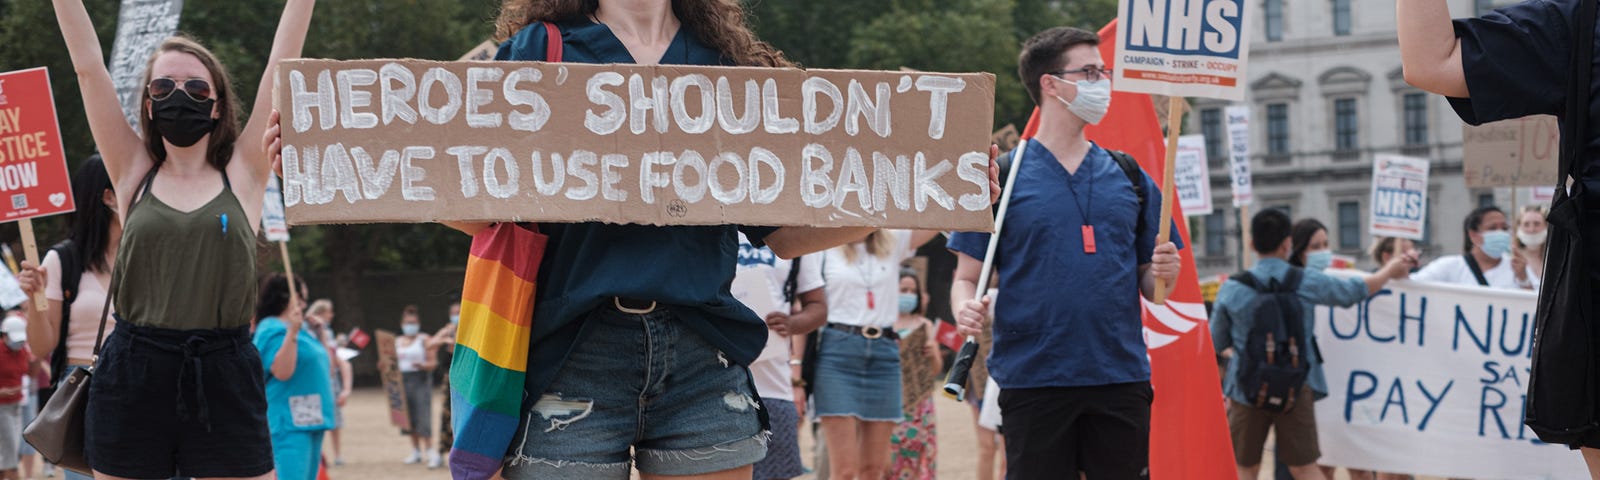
1054, 78, 1112, 125
402, 324, 420, 336
1481, 230, 1512, 259
1518, 229, 1548, 247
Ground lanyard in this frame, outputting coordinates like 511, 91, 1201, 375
1063, 158, 1098, 254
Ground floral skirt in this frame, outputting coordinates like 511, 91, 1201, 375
887, 397, 937, 480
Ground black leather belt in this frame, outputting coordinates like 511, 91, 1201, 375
610, 297, 659, 314
826, 323, 899, 340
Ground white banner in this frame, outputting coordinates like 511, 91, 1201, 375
262, 175, 290, 242
1369, 154, 1430, 240
1224, 105, 1252, 207
1112, 0, 1252, 100
1174, 134, 1213, 216
109, 0, 184, 128
1314, 273, 1586, 479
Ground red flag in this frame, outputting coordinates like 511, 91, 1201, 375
1014, 19, 1236, 480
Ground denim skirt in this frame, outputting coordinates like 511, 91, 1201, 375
812, 326, 903, 422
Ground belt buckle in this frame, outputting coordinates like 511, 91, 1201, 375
614, 297, 658, 315
861, 326, 884, 339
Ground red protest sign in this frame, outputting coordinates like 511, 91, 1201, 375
0, 68, 75, 222
348, 327, 371, 350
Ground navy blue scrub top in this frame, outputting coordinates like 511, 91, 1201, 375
494, 19, 778, 403
1450, 0, 1600, 186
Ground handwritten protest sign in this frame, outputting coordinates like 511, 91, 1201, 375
1174, 134, 1212, 216
110, 0, 184, 127
0, 68, 75, 222
1369, 154, 1429, 240
1224, 105, 1251, 207
1463, 115, 1559, 188
374, 330, 411, 431
1315, 274, 1587, 479
262, 176, 290, 242
274, 59, 997, 230
1113, 0, 1252, 100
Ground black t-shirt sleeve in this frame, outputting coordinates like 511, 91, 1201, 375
1448, 0, 1571, 125
739, 226, 779, 247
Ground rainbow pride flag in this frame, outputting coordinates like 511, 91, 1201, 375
450, 224, 547, 480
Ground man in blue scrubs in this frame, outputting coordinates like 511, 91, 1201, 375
948, 27, 1182, 480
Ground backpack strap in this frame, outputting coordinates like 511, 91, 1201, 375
1229, 271, 1260, 291
543, 22, 563, 63
1280, 267, 1304, 293
1107, 150, 1148, 242
1463, 254, 1490, 287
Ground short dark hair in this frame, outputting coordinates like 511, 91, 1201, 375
1289, 219, 1328, 268
1251, 209, 1293, 254
255, 273, 308, 321
1463, 206, 1504, 253
1018, 27, 1101, 104
403, 305, 419, 318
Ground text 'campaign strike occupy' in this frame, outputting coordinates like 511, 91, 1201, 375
274, 59, 997, 230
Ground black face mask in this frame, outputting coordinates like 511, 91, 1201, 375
151, 94, 217, 147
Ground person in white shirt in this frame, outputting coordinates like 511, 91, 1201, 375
1412, 206, 1533, 290
735, 233, 828, 480
1514, 205, 1548, 290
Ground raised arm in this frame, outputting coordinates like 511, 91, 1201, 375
52, 0, 147, 187
236, 0, 316, 184
1398, 0, 1469, 97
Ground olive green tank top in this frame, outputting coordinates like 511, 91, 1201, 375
111, 168, 256, 330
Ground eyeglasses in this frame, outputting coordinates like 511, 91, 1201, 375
148, 77, 213, 102
1049, 66, 1114, 82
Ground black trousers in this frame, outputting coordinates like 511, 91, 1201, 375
998, 381, 1153, 480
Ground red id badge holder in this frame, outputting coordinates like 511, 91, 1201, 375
1082, 225, 1096, 254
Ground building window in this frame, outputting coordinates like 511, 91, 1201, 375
1338, 201, 1361, 249
1335, 98, 1359, 152
1205, 212, 1226, 256
1478, 193, 1496, 207
1267, 103, 1290, 155
1404, 93, 1429, 147
1333, 0, 1352, 36
1475, 0, 1494, 16
1266, 0, 1284, 41
1201, 108, 1224, 167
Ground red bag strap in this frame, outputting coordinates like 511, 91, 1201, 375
544, 22, 562, 63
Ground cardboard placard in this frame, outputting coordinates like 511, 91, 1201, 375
275, 59, 997, 230
1174, 134, 1213, 216
110, 0, 184, 127
1224, 105, 1252, 207
0, 68, 77, 223
1113, 0, 1252, 101
262, 175, 290, 242
375, 330, 411, 431
991, 124, 1020, 152
1462, 115, 1560, 187
898, 325, 939, 416
1369, 154, 1430, 240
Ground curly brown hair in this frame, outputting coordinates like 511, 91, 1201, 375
494, 0, 791, 68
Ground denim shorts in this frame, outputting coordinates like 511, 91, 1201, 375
85, 322, 273, 478
503, 307, 767, 479
812, 326, 903, 422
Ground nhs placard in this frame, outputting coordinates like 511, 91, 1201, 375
1114, 0, 1251, 100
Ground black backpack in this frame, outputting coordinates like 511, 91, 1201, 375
1231, 268, 1311, 413
39, 240, 85, 403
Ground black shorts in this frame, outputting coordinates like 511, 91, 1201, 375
998, 381, 1153, 480
85, 322, 273, 479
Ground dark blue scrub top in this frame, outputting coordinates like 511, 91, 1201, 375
495, 19, 778, 402
1450, 0, 1600, 186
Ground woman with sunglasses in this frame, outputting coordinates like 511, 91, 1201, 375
45, 0, 315, 478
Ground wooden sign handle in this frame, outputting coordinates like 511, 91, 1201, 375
1152, 96, 1183, 305
279, 241, 297, 309
18, 220, 46, 311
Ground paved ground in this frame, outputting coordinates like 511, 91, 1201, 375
296, 388, 1420, 480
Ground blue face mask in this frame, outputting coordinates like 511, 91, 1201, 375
898, 293, 919, 314
1481, 230, 1512, 259
450, 315, 460, 324
402, 324, 420, 336
1305, 250, 1334, 272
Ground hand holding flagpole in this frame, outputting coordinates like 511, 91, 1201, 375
943, 143, 1028, 401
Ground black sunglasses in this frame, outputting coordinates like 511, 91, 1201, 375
148, 77, 214, 102
1048, 66, 1114, 82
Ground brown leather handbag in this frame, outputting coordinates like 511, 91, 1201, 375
22, 271, 113, 475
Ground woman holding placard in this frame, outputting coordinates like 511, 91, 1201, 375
46, 0, 315, 477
